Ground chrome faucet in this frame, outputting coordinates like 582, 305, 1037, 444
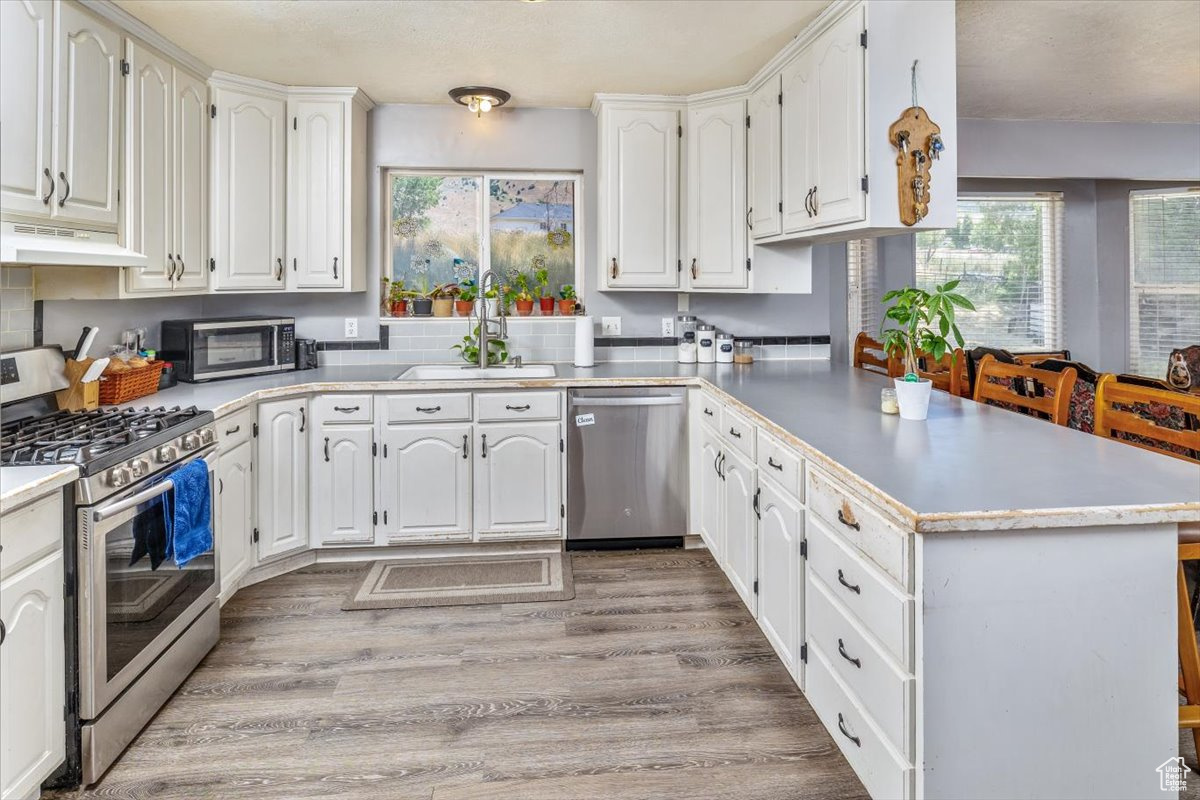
476, 270, 507, 369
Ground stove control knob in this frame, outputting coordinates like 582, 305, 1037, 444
182, 433, 202, 452
156, 445, 178, 463
107, 466, 133, 488
130, 458, 151, 479
199, 428, 215, 445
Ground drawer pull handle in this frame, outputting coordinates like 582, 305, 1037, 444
462, 434, 469, 460
753, 487, 761, 520
767, 456, 783, 471
728, 427, 742, 439
837, 713, 861, 747
333, 405, 360, 413
323, 437, 330, 462
0, 618, 5, 646
481, 433, 488, 458
505, 404, 531, 412
837, 505, 861, 531
703, 408, 714, 417
416, 405, 442, 414
837, 638, 861, 668
837, 569, 861, 595
225, 425, 240, 436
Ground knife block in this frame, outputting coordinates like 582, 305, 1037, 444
56, 358, 100, 411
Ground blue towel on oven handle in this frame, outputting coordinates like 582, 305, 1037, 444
164, 458, 212, 567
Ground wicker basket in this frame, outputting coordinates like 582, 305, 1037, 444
98, 361, 165, 405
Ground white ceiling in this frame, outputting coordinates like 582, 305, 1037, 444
116, 0, 1200, 123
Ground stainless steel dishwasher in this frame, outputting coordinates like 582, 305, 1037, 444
566, 387, 687, 549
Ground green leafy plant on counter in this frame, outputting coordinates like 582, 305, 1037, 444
451, 324, 509, 366
879, 281, 975, 378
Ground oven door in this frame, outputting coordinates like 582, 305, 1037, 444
189, 320, 282, 380
77, 451, 218, 720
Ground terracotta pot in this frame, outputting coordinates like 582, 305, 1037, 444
539, 296, 555, 315
455, 300, 474, 317
432, 297, 453, 317
558, 299, 576, 316
390, 300, 408, 317
412, 298, 433, 316
515, 299, 535, 316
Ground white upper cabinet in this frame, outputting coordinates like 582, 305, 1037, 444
474, 422, 561, 539
210, 79, 287, 291
685, 99, 747, 290
256, 397, 309, 560
172, 68, 208, 291
747, 76, 782, 240
808, 3, 866, 228
598, 104, 681, 289
781, 48, 818, 234
288, 98, 344, 288
0, 0, 54, 218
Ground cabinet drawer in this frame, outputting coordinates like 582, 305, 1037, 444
697, 392, 722, 426
808, 517, 913, 669
0, 493, 63, 579
216, 407, 254, 450
720, 405, 756, 460
312, 394, 373, 424
383, 393, 472, 424
476, 391, 560, 422
808, 569, 914, 758
756, 431, 803, 500
806, 640, 913, 800
807, 467, 909, 589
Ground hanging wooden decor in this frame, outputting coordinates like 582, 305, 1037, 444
888, 106, 943, 226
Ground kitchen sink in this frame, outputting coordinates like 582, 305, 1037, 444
399, 364, 558, 381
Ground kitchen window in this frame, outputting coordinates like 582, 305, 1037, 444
385, 171, 581, 314
846, 238, 880, 359
914, 193, 1063, 350
1128, 188, 1200, 378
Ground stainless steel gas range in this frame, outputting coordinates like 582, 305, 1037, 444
0, 346, 220, 787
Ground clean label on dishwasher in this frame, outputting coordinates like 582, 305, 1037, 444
574, 413, 595, 427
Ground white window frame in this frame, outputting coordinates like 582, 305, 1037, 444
846, 238, 880, 363
1128, 187, 1200, 377
914, 191, 1064, 351
382, 169, 584, 322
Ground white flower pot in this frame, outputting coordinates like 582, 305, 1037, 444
477, 298, 499, 318
894, 377, 933, 421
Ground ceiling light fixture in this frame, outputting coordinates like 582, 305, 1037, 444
449, 86, 511, 118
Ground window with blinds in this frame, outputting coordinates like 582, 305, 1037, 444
1129, 188, 1200, 379
914, 194, 1063, 350
846, 238, 880, 361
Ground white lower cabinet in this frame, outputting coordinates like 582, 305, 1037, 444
311, 423, 374, 546
378, 423, 472, 543
216, 437, 254, 598
256, 398, 308, 559
756, 476, 804, 677
697, 425, 724, 562
474, 422, 562, 540
0, 493, 65, 800
721, 445, 758, 614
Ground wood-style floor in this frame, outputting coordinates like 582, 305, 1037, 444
54, 550, 869, 800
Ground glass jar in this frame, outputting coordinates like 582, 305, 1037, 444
881, 387, 899, 414
716, 333, 735, 363
676, 315, 698, 363
697, 324, 716, 363
733, 340, 755, 364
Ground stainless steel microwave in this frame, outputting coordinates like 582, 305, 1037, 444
160, 317, 296, 382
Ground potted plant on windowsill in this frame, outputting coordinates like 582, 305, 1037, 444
534, 267, 554, 315
410, 261, 434, 316
387, 279, 412, 317
558, 284, 577, 316
513, 272, 535, 316
432, 284, 457, 318
879, 281, 974, 421
481, 285, 499, 318
456, 279, 478, 317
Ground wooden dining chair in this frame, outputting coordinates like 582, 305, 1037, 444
1012, 349, 1072, 365
852, 332, 895, 377
914, 348, 968, 397
972, 354, 1077, 425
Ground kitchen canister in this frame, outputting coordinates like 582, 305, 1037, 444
676, 315, 698, 363
716, 333, 735, 363
697, 324, 716, 364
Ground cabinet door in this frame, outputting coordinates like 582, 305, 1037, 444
172, 68, 208, 291
311, 424, 374, 546
288, 99, 345, 289
811, 4, 866, 228
53, 3, 120, 226
123, 40, 173, 294
0, 0, 54, 218
475, 422, 561, 539
781, 49, 817, 234
379, 424, 472, 543
603, 107, 680, 288
217, 438, 253, 597
686, 100, 747, 290
757, 477, 803, 674
698, 426, 724, 563
0, 551, 65, 800
211, 87, 286, 291
747, 75, 781, 239
256, 398, 308, 559
722, 445, 758, 615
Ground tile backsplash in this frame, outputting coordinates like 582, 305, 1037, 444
0, 267, 35, 352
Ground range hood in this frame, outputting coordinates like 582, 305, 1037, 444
1, 220, 149, 268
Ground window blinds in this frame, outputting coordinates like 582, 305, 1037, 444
1129, 188, 1200, 378
846, 238, 880, 362
914, 194, 1063, 351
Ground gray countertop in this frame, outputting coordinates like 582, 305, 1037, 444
117, 360, 1199, 531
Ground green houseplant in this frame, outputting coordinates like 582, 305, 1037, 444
879, 280, 974, 420
451, 323, 509, 366
534, 267, 554, 315
455, 279, 478, 316
558, 284, 577, 316
513, 273, 535, 316
387, 279, 413, 317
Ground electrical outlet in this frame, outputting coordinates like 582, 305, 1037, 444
662, 317, 675, 337
601, 317, 622, 336
344, 318, 358, 338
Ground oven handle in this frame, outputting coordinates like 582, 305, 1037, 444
94, 480, 175, 522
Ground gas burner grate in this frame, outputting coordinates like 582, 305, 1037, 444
0, 406, 207, 466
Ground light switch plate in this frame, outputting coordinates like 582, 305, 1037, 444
661, 317, 675, 337
344, 318, 358, 338
601, 317, 622, 336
